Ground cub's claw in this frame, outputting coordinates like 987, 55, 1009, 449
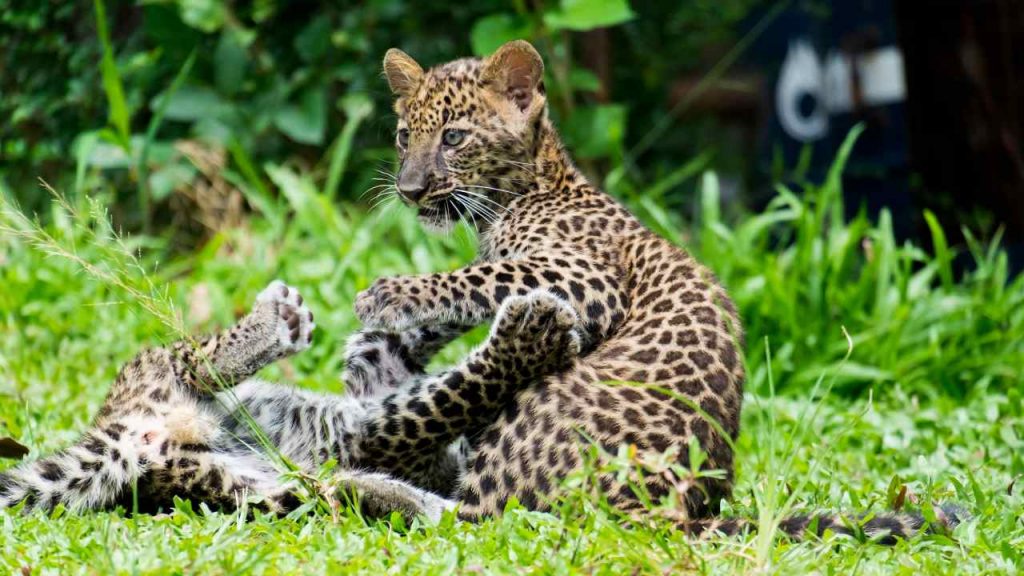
256, 280, 316, 355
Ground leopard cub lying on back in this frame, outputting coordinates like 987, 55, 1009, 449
347, 40, 964, 539
0, 280, 581, 520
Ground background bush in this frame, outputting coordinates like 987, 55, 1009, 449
1, 0, 757, 219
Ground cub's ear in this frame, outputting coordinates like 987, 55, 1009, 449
383, 48, 424, 97
482, 40, 545, 112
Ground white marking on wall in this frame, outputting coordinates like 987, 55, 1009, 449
777, 39, 907, 141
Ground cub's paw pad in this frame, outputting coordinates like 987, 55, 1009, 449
256, 280, 316, 352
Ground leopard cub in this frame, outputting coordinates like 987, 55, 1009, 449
1, 281, 579, 522
345, 40, 964, 540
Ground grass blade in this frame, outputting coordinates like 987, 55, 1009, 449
93, 0, 131, 150
324, 94, 374, 201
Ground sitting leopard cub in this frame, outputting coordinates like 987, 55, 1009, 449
348, 40, 964, 540
0, 281, 580, 521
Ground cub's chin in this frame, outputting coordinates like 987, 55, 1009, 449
416, 200, 463, 234
418, 213, 457, 234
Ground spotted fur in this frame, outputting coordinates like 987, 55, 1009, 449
347, 41, 965, 540
0, 282, 579, 523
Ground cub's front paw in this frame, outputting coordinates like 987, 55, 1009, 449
492, 290, 582, 370
256, 280, 316, 355
354, 277, 421, 331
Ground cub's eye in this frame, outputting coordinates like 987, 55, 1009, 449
397, 128, 410, 147
442, 129, 466, 147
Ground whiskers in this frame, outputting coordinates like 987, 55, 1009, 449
451, 192, 495, 229
421, 196, 465, 239
361, 168, 402, 220
362, 159, 533, 233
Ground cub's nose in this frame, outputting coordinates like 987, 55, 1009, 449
397, 182, 427, 203
397, 170, 429, 203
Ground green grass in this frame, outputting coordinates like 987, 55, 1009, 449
1, 151, 1022, 573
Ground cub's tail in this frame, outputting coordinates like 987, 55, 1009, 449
680, 503, 969, 544
0, 421, 148, 513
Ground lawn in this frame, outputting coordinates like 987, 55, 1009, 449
0, 154, 1022, 574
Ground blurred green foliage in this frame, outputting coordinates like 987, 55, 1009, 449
1, 0, 758, 227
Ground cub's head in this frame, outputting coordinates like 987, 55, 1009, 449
383, 40, 547, 231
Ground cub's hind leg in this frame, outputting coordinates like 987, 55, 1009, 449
328, 469, 456, 523
348, 291, 581, 490
230, 468, 457, 524
0, 281, 314, 513
340, 324, 470, 496
342, 324, 467, 397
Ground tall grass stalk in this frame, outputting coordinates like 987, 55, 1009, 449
694, 128, 1023, 397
